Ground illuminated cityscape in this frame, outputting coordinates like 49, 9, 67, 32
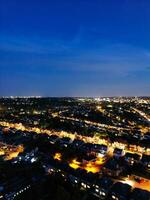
0, 97, 149, 199
1, 0, 150, 199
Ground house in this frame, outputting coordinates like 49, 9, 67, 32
103, 159, 123, 177
80, 173, 95, 191
71, 139, 84, 149
44, 164, 56, 174
68, 175, 80, 186
75, 169, 94, 190
130, 188, 150, 200
109, 182, 131, 200
124, 153, 141, 165
82, 143, 108, 156
141, 154, 150, 170
59, 137, 72, 147
94, 177, 113, 199
95, 144, 108, 155
82, 155, 96, 164
143, 133, 150, 140
82, 143, 95, 153
68, 169, 90, 190
48, 135, 59, 144
80, 180, 91, 190
113, 148, 124, 158
133, 131, 141, 140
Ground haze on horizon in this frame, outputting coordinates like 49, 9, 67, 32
0, 0, 150, 97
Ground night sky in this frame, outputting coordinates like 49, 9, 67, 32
0, 0, 150, 97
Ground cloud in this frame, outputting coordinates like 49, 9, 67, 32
0, 34, 150, 78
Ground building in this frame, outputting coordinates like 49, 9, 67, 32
124, 153, 141, 165
109, 182, 131, 200
113, 148, 124, 158
130, 188, 150, 200
103, 159, 123, 177
71, 139, 84, 149
59, 137, 72, 147
94, 177, 113, 199
48, 135, 59, 144
141, 154, 150, 170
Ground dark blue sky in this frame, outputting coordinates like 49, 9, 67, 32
0, 0, 150, 96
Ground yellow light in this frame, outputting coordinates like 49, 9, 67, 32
69, 159, 80, 169
53, 153, 62, 161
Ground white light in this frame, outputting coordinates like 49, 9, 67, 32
102, 192, 106, 196
95, 189, 99, 193
31, 157, 36, 163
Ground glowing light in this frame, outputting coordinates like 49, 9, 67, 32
31, 157, 37, 163
84, 161, 100, 173
69, 156, 106, 173
69, 159, 80, 169
53, 153, 62, 161
120, 177, 150, 192
120, 179, 134, 187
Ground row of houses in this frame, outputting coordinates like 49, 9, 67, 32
48, 134, 150, 170
44, 163, 150, 200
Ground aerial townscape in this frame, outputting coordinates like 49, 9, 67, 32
0, 97, 149, 200
1, 0, 150, 199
